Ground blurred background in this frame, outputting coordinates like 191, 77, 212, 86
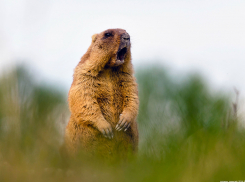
1, 0, 245, 92
0, 0, 245, 181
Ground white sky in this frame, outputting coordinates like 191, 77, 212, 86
0, 0, 245, 97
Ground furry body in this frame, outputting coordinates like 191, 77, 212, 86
64, 29, 139, 157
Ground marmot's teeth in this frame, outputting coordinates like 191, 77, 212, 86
117, 59, 124, 62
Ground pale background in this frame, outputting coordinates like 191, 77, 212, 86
0, 0, 244, 98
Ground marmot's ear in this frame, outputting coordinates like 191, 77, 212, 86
92, 34, 98, 43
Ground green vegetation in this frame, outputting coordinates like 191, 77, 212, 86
0, 65, 244, 181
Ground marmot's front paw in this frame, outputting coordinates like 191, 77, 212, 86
96, 120, 113, 139
116, 113, 131, 131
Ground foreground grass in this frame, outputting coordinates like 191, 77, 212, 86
0, 66, 244, 181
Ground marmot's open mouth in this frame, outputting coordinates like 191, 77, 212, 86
117, 47, 127, 62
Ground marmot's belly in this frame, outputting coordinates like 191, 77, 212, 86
97, 95, 124, 126
69, 121, 135, 155
78, 122, 134, 142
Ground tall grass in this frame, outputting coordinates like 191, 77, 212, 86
0, 65, 244, 181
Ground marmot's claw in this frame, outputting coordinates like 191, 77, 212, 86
116, 121, 129, 131
104, 128, 113, 139
116, 124, 121, 131
102, 129, 107, 138
121, 122, 128, 130
116, 119, 123, 130
107, 128, 114, 139
124, 123, 131, 131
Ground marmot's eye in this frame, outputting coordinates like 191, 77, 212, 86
105, 33, 112, 37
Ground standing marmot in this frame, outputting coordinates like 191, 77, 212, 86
64, 29, 139, 158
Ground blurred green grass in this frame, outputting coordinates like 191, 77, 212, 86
0, 65, 244, 182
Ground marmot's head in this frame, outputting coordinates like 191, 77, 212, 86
91, 29, 131, 67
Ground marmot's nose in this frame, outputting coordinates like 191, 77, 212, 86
121, 33, 130, 42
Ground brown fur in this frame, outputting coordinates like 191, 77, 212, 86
64, 29, 139, 158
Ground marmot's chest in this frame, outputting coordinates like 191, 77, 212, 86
95, 70, 123, 102
95, 69, 124, 122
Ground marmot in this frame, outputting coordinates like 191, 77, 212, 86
64, 29, 139, 158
